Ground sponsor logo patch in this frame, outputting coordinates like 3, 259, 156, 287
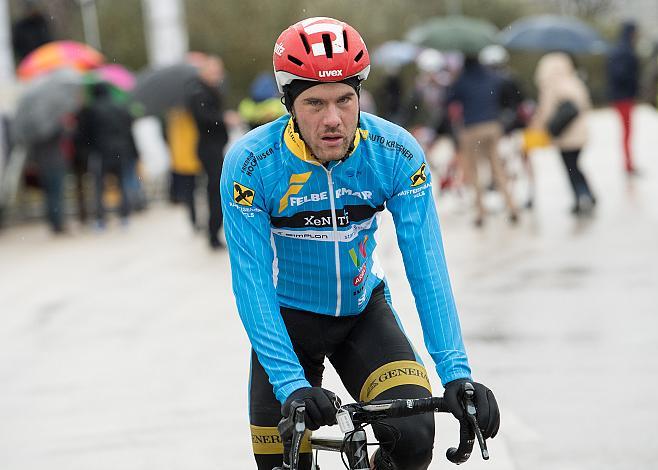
368, 133, 415, 160
279, 172, 312, 213
233, 182, 255, 206
318, 69, 343, 78
410, 163, 427, 187
349, 235, 370, 286
359, 360, 432, 402
250, 425, 311, 454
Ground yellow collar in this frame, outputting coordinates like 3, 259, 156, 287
283, 118, 368, 164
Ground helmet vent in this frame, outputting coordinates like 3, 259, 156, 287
322, 33, 333, 58
343, 30, 349, 51
288, 55, 303, 66
299, 33, 311, 54
354, 50, 364, 62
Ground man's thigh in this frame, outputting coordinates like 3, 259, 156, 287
329, 284, 432, 402
329, 284, 435, 468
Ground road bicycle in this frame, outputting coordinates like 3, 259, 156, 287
275, 382, 490, 470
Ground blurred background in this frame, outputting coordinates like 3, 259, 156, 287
0, 1, 657, 469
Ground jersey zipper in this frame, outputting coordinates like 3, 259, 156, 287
323, 164, 342, 316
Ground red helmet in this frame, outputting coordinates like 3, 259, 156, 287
273, 17, 371, 93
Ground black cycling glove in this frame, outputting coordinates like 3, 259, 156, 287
281, 387, 339, 431
444, 378, 500, 439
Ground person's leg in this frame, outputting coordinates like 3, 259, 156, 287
89, 155, 106, 226
330, 283, 435, 470
73, 159, 88, 224
41, 163, 66, 233
614, 100, 634, 172
118, 161, 132, 221
459, 127, 485, 225
249, 350, 314, 470
200, 155, 223, 247
180, 174, 197, 228
562, 148, 595, 206
560, 149, 584, 212
249, 306, 340, 470
485, 123, 518, 221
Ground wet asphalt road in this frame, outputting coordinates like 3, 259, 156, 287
0, 108, 656, 469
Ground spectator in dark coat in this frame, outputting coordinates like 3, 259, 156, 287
448, 56, 518, 227
607, 21, 639, 174
186, 55, 229, 249
79, 83, 139, 228
11, 1, 53, 63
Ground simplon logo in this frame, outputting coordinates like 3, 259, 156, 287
278, 172, 312, 213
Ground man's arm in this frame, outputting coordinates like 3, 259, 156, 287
220, 144, 310, 402
385, 130, 471, 385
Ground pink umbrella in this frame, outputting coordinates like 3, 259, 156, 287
17, 40, 104, 80
93, 64, 136, 91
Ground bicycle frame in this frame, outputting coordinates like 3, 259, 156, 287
310, 432, 369, 470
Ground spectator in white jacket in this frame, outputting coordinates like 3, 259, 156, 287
533, 52, 596, 215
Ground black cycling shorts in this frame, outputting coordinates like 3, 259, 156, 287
249, 282, 434, 470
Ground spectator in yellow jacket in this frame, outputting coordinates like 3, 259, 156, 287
167, 107, 201, 229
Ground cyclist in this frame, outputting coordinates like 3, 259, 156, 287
221, 17, 500, 470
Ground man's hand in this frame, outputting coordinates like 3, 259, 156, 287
281, 387, 339, 431
444, 379, 500, 439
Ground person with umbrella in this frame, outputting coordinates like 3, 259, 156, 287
607, 20, 640, 175
12, 69, 85, 234
77, 82, 139, 229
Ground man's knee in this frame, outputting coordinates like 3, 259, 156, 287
374, 413, 434, 470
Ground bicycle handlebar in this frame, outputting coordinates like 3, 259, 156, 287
277, 384, 490, 469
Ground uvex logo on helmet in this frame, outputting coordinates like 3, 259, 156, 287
318, 69, 343, 78
272, 17, 371, 93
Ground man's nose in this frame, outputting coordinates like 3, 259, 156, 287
322, 104, 342, 127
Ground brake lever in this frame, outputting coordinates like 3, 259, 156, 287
462, 383, 489, 460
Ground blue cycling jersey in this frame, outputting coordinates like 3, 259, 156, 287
221, 113, 471, 403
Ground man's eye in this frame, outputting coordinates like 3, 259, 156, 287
338, 96, 351, 104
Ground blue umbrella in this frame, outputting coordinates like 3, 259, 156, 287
498, 15, 608, 55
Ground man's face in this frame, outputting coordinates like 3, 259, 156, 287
200, 56, 224, 87
292, 82, 359, 162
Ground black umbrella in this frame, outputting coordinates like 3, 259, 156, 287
498, 15, 608, 55
12, 68, 83, 145
132, 63, 199, 116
